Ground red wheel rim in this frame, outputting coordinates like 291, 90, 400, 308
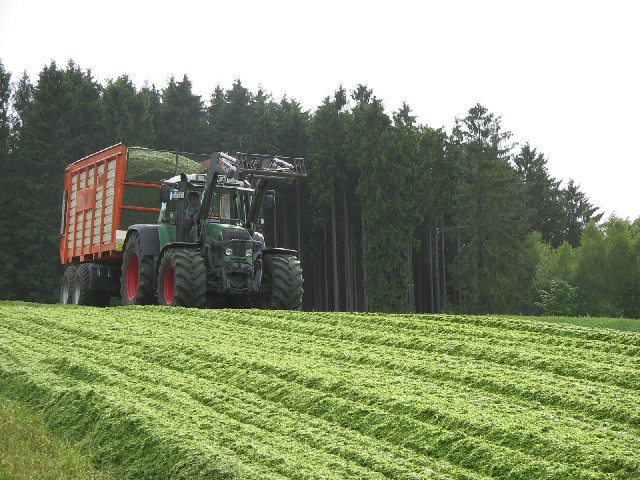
164, 266, 175, 305
126, 253, 139, 301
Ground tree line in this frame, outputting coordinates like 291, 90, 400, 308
1, 59, 636, 316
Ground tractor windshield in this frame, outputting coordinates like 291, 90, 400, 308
208, 188, 249, 224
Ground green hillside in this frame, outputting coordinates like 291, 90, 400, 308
1, 302, 639, 479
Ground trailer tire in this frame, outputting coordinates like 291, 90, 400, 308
72, 264, 110, 306
262, 254, 303, 310
60, 266, 77, 304
157, 249, 206, 307
120, 231, 155, 305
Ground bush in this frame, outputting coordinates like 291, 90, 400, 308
535, 280, 577, 316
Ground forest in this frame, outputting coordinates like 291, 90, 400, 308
0, 59, 638, 316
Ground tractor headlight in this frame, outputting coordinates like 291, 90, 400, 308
225, 247, 233, 256
245, 248, 253, 257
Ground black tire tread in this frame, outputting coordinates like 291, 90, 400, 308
60, 265, 77, 304
158, 249, 206, 307
263, 254, 303, 310
74, 264, 110, 307
120, 231, 155, 305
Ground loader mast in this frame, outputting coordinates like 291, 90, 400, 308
197, 151, 306, 236
247, 178, 268, 232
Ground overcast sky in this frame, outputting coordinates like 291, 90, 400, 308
1, 0, 638, 219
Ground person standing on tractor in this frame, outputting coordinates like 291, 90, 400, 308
185, 191, 201, 238
253, 221, 266, 249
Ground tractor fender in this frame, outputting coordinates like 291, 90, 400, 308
158, 242, 202, 270
125, 225, 161, 257
259, 247, 299, 259
159, 242, 200, 258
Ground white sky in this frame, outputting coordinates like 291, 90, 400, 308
1, 0, 638, 219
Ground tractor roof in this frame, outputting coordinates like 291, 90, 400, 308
162, 173, 250, 190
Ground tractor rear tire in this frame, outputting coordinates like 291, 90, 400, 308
262, 254, 303, 310
71, 264, 110, 306
120, 231, 155, 305
60, 266, 77, 304
157, 249, 206, 307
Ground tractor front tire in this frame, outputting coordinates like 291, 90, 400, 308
120, 231, 155, 305
71, 264, 110, 306
262, 254, 303, 310
157, 249, 206, 307
60, 265, 77, 304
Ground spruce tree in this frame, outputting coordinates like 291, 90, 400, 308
219, 80, 254, 152
139, 83, 160, 148
157, 75, 205, 152
603, 217, 640, 317
561, 179, 603, 247
573, 222, 612, 315
0, 61, 14, 298
205, 85, 227, 151
0, 61, 10, 160
102, 75, 154, 147
8, 71, 35, 150
308, 87, 350, 310
450, 104, 535, 313
513, 144, 565, 246
274, 96, 310, 157
350, 86, 424, 312
8, 61, 103, 301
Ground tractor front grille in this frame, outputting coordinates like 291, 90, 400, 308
225, 239, 253, 257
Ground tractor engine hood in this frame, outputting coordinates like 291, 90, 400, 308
201, 223, 258, 263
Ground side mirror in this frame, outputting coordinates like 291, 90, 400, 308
263, 190, 276, 210
159, 185, 172, 203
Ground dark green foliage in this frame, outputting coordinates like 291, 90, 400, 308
0, 61, 10, 160
248, 88, 278, 153
62, 62, 105, 155
1, 61, 105, 302
355, 99, 425, 312
102, 75, 155, 147
535, 280, 578, 316
156, 75, 205, 152
602, 217, 640, 317
140, 83, 162, 146
574, 223, 616, 316
0, 62, 15, 300
273, 96, 310, 157
562, 179, 603, 247
6, 70, 34, 152
349, 86, 411, 312
449, 104, 536, 313
513, 144, 566, 246
532, 217, 640, 318
206, 80, 255, 152
308, 88, 349, 218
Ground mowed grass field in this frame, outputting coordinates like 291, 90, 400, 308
1, 302, 639, 479
0, 393, 116, 480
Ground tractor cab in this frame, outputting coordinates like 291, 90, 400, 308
158, 173, 252, 232
157, 172, 261, 298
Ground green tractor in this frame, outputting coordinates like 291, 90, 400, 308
119, 152, 306, 309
